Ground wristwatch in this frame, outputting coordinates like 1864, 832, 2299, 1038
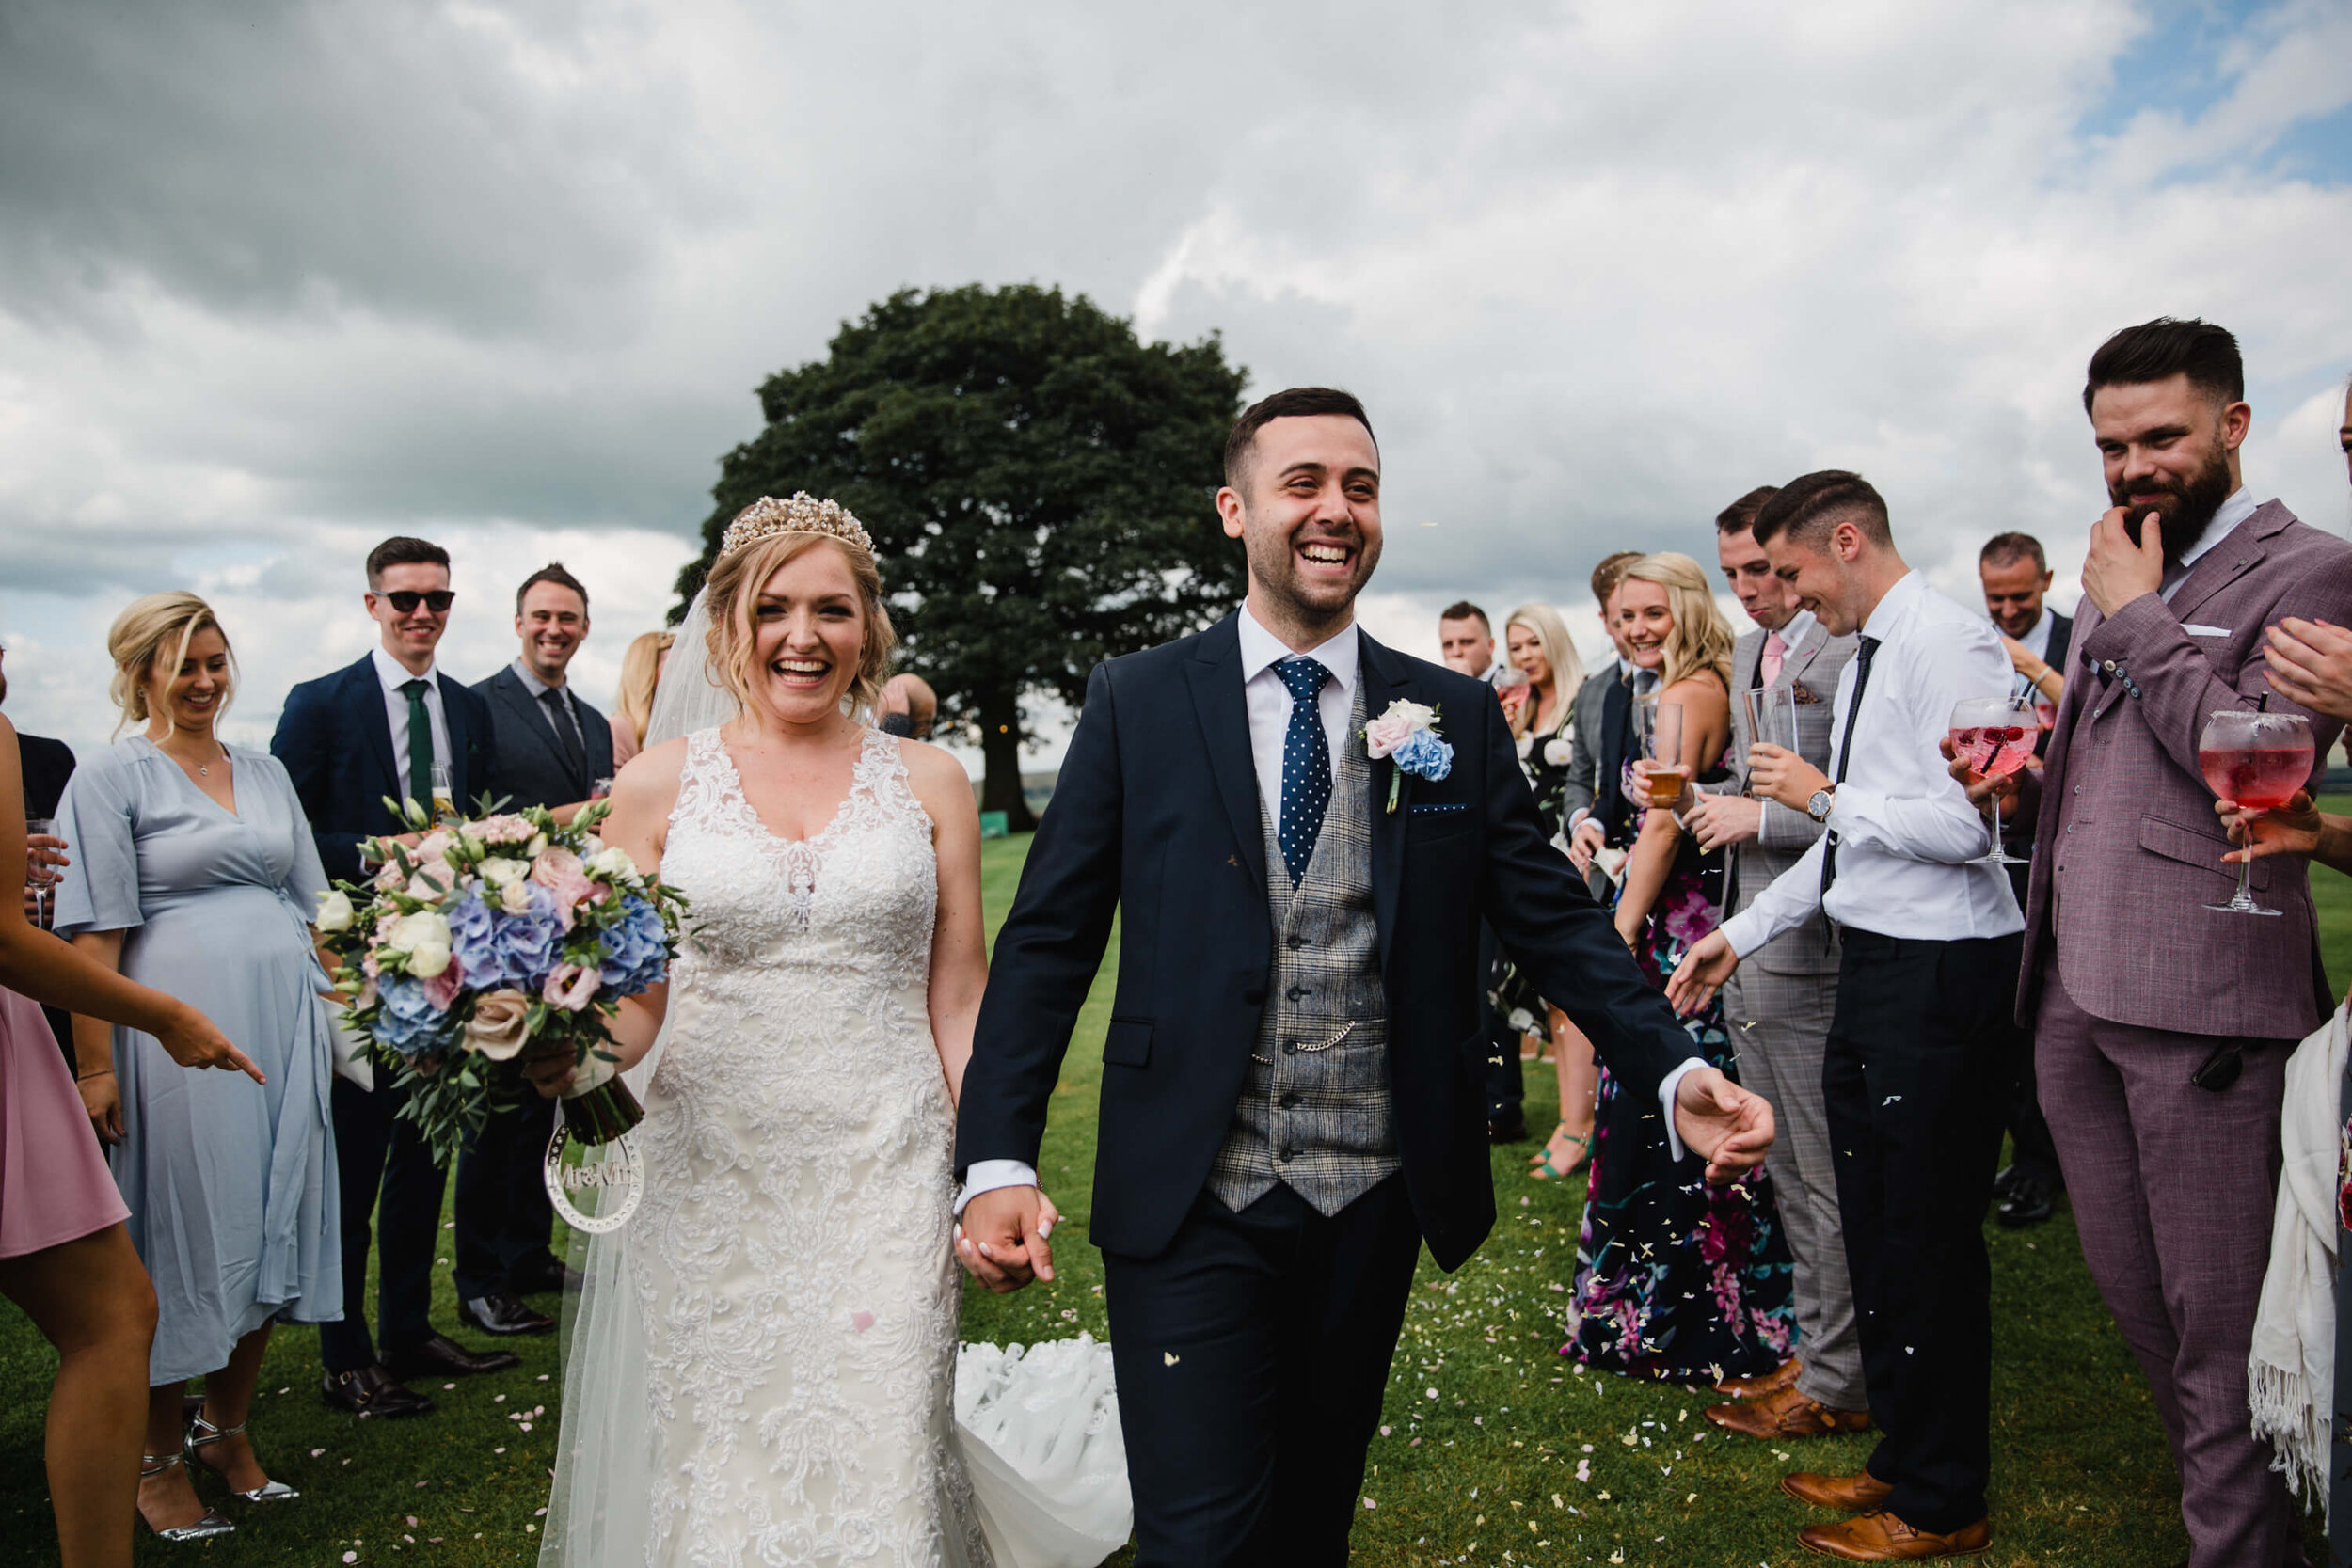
1805, 787, 1836, 823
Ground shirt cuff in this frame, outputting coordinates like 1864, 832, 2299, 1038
1657, 1056, 1708, 1164
1716, 906, 1766, 960
954, 1159, 1038, 1216
1567, 806, 1591, 832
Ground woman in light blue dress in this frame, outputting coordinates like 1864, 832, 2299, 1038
52, 593, 341, 1542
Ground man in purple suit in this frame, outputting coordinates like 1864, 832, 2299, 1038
1971, 319, 2352, 1567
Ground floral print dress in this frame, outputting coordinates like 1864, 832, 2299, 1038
1564, 759, 1795, 1384
1488, 701, 1578, 1041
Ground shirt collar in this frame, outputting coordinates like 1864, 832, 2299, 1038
1859, 570, 1925, 643
2175, 485, 2262, 575
2017, 606, 2052, 657
510, 656, 563, 700
1773, 608, 1819, 650
1238, 603, 1359, 692
372, 644, 437, 692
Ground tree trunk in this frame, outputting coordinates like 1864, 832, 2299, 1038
977, 685, 1038, 832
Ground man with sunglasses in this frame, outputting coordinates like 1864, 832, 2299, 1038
274, 536, 508, 1421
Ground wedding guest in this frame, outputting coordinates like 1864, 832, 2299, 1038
1671, 471, 2019, 1560
609, 628, 675, 770
1977, 531, 2070, 1230
1437, 602, 1531, 1143
879, 672, 938, 739
1568, 551, 1794, 1385
273, 536, 512, 1419
1, 642, 78, 1066
1562, 552, 1645, 847
1, 714, 259, 1567
456, 563, 616, 1336
52, 593, 341, 1539
1487, 604, 1599, 1175
1685, 487, 1868, 1440
1964, 325, 2352, 1567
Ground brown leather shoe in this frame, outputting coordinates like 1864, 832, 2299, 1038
1781, 1469, 1895, 1513
1706, 1383, 1872, 1438
1797, 1509, 1990, 1560
1716, 1356, 1802, 1400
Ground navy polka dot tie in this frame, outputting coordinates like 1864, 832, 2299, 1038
1275, 657, 1333, 887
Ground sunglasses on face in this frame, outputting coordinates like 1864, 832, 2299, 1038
378, 590, 455, 614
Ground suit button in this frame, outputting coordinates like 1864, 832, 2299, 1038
1279, 1148, 1295, 1163
1285, 986, 1308, 1001
1287, 936, 1310, 949
1279, 1092, 1302, 1109
1283, 1039, 1299, 1055
1243, 988, 1266, 1006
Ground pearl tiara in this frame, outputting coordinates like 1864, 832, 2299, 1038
719, 493, 874, 559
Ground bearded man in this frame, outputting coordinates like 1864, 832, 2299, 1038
1966, 319, 2352, 1567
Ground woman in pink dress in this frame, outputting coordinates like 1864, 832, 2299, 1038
0, 712, 256, 1568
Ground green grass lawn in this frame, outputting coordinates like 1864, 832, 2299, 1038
8, 828, 2350, 1564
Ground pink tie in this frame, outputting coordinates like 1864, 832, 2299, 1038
1760, 631, 1788, 688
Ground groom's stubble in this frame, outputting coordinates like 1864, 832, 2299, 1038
1216, 411, 1385, 653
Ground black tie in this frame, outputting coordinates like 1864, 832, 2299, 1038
539, 686, 588, 791
400, 678, 437, 815
1819, 634, 1881, 901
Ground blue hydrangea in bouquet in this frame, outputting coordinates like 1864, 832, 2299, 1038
312, 799, 688, 1163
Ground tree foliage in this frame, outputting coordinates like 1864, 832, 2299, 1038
681, 283, 1248, 827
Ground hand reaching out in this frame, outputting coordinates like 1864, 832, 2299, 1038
956, 1185, 1063, 1293
1664, 928, 1739, 1016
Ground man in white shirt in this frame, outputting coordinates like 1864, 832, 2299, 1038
1669, 471, 2019, 1560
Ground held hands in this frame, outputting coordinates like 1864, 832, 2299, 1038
2262, 617, 2352, 722
1743, 744, 1828, 813
1663, 928, 1739, 1017
956, 1185, 1064, 1293
1672, 1064, 1774, 1183
1684, 791, 1763, 852
2216, 791, 2323, 864
2082, 506, 2165, 619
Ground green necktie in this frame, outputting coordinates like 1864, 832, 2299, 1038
401, 678, 437, 816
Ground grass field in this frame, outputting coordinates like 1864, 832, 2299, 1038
7, 819, 2350, 1565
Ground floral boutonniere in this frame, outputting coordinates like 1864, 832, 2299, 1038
1363, 700, 1454, 813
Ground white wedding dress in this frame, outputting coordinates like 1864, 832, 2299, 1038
542, 726, 1128, 1567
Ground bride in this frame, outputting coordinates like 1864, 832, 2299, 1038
529, 496, 1124, 1566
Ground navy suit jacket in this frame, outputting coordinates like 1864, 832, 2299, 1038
472, 665, 614, 813
272, 655, 492, 883
955, 613, 1692, 1270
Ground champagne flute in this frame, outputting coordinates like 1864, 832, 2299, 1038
1949, 695, 2033, 867
2198, 709, 2314, 917
430, 763, 457, 823
25, 817, 59, 929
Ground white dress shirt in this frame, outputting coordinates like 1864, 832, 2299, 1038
511, 656, 581, 741
371, 644, 451, 803
2161, 485, 2262, 602
962, 606, 1708, 1211
1717, 572, 2023, 956
2015, 607, 2054, 664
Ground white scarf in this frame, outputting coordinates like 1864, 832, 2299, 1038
2249, 1001, 2347, 1518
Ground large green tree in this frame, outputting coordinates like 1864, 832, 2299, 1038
680, 283, 1248, 828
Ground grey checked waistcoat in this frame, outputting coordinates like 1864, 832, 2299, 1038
1207, 681, 1401, 1216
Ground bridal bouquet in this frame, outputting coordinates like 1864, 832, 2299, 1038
314, 799, 688, 1163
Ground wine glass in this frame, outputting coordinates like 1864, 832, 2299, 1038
1949, 695, 2033, 867
2198, 709, 2314, 917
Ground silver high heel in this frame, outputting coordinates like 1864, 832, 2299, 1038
139, 1450, 237, 1541
187, 1407, 300, 1502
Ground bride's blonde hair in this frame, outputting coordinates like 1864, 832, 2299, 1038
702, 533, 896, 722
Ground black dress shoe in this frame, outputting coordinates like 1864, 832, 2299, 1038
321, 1365, 436, 1418
1995, 1171, 2056, 1228
1488, 1114, 1530, 1145
459, 1293, 557, 1337
1990, 1163, 2021, 1203
507, 1259, 585, 1295
383, 1333, 522, 1380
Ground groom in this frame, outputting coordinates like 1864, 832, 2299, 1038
955, 388, 1775, 1563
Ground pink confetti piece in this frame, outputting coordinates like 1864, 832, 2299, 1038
850, 1310, 876, 1333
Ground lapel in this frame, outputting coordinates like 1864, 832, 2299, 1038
2045, 610, 2073, 673
1358, 632, 1412, 976
1598, 673, 1630, 815
496, 666, 578, 782
1782, 622, 1833, 691
349, 657, 400, 801
1183, 615, 1269, 892
2167, 502, 2287, 628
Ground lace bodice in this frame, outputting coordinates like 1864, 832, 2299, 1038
621, 725, 986, 1566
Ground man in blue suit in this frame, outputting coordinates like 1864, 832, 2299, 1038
273, 536, 516, 1419
954, 388, 1776, 1564
453, 562, 616, 1333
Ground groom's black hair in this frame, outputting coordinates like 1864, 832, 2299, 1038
1223, 387, 1376, 488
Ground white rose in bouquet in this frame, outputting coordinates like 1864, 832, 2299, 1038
315, 888, 356, 933
390, 909, 454, 978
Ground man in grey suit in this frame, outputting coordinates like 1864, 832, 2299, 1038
1561, 551, 1645, 894
1681, 487, 1867, 1441
455, 562, 617, 1333
1969, 320, 2352, 1566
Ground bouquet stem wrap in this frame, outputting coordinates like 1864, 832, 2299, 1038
560, 1053, 644, 1147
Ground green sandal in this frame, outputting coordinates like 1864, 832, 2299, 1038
1529, 1126, 1592, 1180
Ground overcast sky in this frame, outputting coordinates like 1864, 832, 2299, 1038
3, 0, 2348, 770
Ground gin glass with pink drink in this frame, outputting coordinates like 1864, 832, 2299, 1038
1949, 695, 2036, 867
2198, 709, 2314, 916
